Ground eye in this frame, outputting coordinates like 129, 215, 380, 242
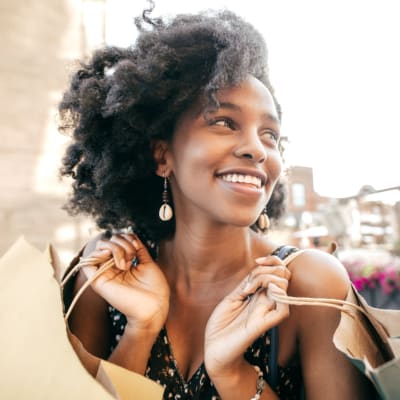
210, 117, 236, 130
260, 129, 280, 147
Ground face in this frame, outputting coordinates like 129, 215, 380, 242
158, 75, 283, 228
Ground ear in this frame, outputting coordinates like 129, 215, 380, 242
152, 140, 172, 177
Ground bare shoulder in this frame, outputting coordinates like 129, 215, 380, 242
287, 248, 350, 300
284, 249, 375, 398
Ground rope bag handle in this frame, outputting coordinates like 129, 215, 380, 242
269, 249, 372, 320
62, 244, 367, 322
62, 256, 115, 321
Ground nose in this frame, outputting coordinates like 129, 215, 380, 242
233, 130, 267, 163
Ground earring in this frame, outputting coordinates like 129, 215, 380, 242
257, 208, 270, 231
159, 174, 173, 221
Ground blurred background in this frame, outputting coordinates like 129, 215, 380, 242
1, 0, 399, 306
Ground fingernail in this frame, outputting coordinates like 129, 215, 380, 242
132, 240, 139, 250
255, 257, 264, 263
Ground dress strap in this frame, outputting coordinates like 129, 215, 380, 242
268, 245, 304, 390
272, 245, 300, 261
267, 326, 279, 390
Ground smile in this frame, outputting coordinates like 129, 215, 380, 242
219, 173, 263, 189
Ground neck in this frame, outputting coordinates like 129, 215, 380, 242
158, 221, 272, 300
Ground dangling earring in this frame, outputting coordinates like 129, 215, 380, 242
159, 173, 173, 221
257, 208, 270, 231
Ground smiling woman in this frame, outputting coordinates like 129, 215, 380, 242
162, 76, 282, 231
58, 3, 375, 399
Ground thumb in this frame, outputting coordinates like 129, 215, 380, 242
132, 236, 154, 264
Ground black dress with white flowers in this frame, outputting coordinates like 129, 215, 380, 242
108, 245, 303, 399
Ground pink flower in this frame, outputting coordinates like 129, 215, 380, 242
352, 276, 369, 291
341, 257, 400, 294
379, 267, 400, 294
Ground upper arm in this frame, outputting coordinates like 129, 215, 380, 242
68, 235, 112, 359
288, 250, 376, 399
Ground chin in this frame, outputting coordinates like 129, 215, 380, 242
228, 217, 259, 229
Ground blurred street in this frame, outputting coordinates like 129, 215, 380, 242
0, 0, 98, 264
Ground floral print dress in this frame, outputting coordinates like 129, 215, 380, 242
108, 245, 303, 399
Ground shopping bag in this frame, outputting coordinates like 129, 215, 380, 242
332, 285, 400, 400
270, 249, 400, 400
0, 237, 164, 400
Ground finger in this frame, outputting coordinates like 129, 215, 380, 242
258, 284, 289, 323
263, 302, 290, 327
80, 262, 119, 291
96, 239, 130, 270
240, 274, 288, 299
267, 282, 287, 296
250, 265, 291, 280
246, 265, 290, 287
85, 248, 112, 264
245, 283, 290, 334
254, 256, 290, 279
110, 235, 136, 263
266, 284, 290, 316
246, 275, 288, 294
254, 255, 283, 266
129, 235, 154, 264
248, 287, 277, 311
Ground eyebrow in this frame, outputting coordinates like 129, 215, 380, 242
219, 102, 280, 125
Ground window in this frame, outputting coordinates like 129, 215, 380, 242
292, 183, 306, 207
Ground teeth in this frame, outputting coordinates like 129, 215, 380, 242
220, 174, 262, 188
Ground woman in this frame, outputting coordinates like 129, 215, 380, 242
59, 7, 374, 399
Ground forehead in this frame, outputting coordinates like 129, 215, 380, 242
215, 76, 279, 121
174, 76, 279, 132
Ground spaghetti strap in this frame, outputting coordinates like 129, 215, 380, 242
267, 245, 304, 390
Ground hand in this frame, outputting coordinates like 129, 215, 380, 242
204, 255, 290, 378
81, 233, 170, 334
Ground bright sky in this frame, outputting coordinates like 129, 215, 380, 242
103, 0, 399, 198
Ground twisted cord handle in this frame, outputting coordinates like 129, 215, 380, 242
276, 248, 370, 318
62, 245, 369, 327
63, 256, 115, 322
268, 291, 367, 318
61, 256, 107, 288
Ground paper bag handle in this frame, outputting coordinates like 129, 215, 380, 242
62, 246, 357, 322
62, 248, 310, 322
268, 249, 368, 316
62, 257, 115, 321
276, 248, 394, 361
62, 245, 388, 344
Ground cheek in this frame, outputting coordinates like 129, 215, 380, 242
268, 151, 283, 182
172, 135, 221, 172
169, 140, 216, 190
184, 142, 214, 162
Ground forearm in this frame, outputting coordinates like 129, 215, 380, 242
209, 360, 279, 400
108, 324, 160, 375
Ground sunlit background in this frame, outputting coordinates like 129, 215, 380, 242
1, 1, 400, 303
101, 0, 400, 199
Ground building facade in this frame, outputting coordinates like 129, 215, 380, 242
279, 166, 400, 252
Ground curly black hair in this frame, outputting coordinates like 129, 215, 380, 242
59, 7, 286, 244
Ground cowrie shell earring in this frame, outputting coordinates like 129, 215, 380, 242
159, 174, 173, 221
257, 208, 270, 231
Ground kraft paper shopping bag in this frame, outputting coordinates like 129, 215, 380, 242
0, 237, 163, 400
